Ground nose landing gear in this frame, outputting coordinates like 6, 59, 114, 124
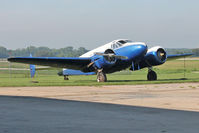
147, 68, 157, 81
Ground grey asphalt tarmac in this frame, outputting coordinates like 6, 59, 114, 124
0, 96, 199, 133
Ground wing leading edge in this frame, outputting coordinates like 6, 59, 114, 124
167, 53, 193, 61
8, 57, 91, 70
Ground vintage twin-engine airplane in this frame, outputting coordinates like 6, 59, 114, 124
8, 39, 192, 82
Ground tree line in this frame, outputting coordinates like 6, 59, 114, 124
0, 46, 89, 58
0, 46, 199, 58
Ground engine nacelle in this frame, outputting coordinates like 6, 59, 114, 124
144, 46, 167, 66
103, 49, 117, 64
92, 49, 117, 69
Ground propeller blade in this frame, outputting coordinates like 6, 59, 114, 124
94, 53, 128, 59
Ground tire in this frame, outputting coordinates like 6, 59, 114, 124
147, 71, 157, 81
97, 71, 107, 82
64, 75, 69, 80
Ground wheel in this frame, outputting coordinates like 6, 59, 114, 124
147, 70, 157, 81
64, 75, 69, 80
97, 71, 107, 82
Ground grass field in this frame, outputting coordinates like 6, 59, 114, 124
0, 60, 199, 86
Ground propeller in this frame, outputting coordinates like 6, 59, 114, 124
94, 52, 128, 59
157, 49, 166, 61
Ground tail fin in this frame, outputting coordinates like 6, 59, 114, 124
30, 64, 36, 78
29, 54, 36, 78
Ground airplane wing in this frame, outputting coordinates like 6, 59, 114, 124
8, 57, 92, 70
167, 53, 193, 61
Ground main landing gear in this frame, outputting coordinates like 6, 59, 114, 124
97, 69, 107, 82
64, 75, 69, 80
147, 68, 157, 81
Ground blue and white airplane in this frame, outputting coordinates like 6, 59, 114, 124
8, 39, 192, 82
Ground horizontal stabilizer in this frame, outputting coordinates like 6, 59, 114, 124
30, 64, 36, 78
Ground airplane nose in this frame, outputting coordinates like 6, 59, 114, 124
139, 43, 148, 53
114, 42, 148, 59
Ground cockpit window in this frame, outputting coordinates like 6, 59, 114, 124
116, 42, 122, 47
125, 40, 132, 43
112, 44, 119, 49
111, 40, 131, 49
118, 40, 127, 44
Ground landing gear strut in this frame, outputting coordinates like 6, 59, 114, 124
64, 75, 69, 80
147, 68, 157, 81
97, 70, 107, 82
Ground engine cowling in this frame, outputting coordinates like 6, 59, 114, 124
103, 49, 117, 64
144, 46, 167, 66
92, 49, 117, 69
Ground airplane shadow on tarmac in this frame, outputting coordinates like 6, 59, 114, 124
67, 78, 191, 83
0, 95, 199, 133
108, 78, 190, 82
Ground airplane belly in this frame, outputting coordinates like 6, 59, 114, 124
104, 60, 131, 74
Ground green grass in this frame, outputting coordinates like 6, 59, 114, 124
0, 61, 29, 68
0, 60, 199, 87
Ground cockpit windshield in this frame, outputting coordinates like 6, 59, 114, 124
125, 40, 133, 43
118, 40, 127, 44
117, 40, 132, 45
111, 40, 131, 49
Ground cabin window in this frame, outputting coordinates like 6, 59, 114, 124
116, 42, 122, 47
111, 44, 117, 49
111, 44, 113, 49
126, 40, 132, 43
118, 40, 126, 44
115, 44, 119, 48
113, 44, 116, 49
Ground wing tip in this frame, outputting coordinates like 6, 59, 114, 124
7, 57, 20, 62
7, 57, 12, 62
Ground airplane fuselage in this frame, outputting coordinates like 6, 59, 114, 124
80, 40, 148, 73
63, 39, 148, 74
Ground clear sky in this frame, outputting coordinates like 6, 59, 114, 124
0, 0, 198, 49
